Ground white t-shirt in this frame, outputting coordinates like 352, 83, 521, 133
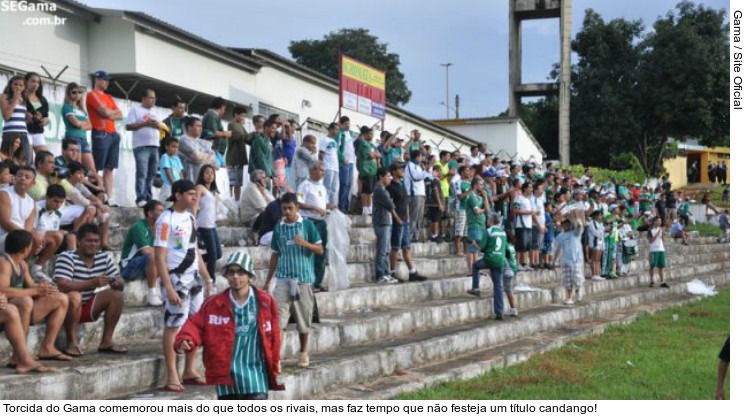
319, 135, 340, 172
297, 179, 327, 220
0, 188, 34, 236
648, 227, 665, 252
468, 155, 482, 166
37, 209, 62, 233
339, 130, 356, 164
154, 209, 198, 275
530, 195, 545, 226
127, 105, 160, 148
514, 194, 533, 229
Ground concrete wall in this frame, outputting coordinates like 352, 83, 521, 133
87, 17, 136, 76
0, 8, 90, 83
437, 120, 544, 163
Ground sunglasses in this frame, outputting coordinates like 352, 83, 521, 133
71, 91, 81, 95
224, 268, 247, 277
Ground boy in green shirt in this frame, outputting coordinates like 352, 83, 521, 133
463, 176, 489, 277
121, 200, 164, 306
355, 126, 381, 216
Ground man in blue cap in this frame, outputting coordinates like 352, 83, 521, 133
85, 70, 122, 205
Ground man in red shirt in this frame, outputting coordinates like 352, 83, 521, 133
85, 70, 122, 204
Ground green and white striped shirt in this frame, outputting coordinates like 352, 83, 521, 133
216, 289, 268, 397
270, 215, 321, 284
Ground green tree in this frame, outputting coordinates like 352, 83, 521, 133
637, 1, 729, 173
289, 28, 412, 106
519, 97, 559, 160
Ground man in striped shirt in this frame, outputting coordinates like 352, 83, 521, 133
54, 223, 126, 357
264, 192, 322, 369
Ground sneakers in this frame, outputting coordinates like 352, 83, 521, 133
591, 275, 606, 281
298, 352, 310, 368
660, 282, 670, 289
136, 200, 147, 208
409, 272, 428, 282
147, 289, 164, 307
377, 276, 398, 284
466, 288, 481, 297
564, 299, 575, 305
507, 307, 519, 317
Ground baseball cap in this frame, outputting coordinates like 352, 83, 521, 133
391, 161, 406, 170
609, 204, 619, 212
93, 70, 112, 80
166, 179, 196, 202
360, 126, 373, 134
222, 251, 256, 277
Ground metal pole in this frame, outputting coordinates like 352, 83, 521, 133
440, 63, 453, 119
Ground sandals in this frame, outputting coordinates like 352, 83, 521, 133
65, 346, 85, 357
182, 377, 208, 386
38, 353, 73, 361
98, 345, 128, 354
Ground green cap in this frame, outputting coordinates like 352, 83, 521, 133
223, 251, 255, 277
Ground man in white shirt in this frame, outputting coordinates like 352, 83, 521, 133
513, 182, 535, 270
318, 123, 340, 205
468, 145, 482, 167
337, 116, 356, 214
297, 161, 335, 292
404, 150, 432, 242
126, 89, 161, 207
530, 183, 547, 269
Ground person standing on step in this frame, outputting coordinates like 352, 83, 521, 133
587, 210, 606, 281
512, 182, 535, 271
463, 176, 489, 278
388, 161, 428, 282
120, 199, 164, 307
155, 179, 213, 392
263, 192, 322, 368
162, 99, 187, 156
195, 165, 222, 283
372, 167, 400, 284
176, 251, 284, 400
467, 213, 507, 320
318, 123, 340, 206
647, 216, 668, 288
356, 126, 380, 216
85, 71, 123, 204
126, 89, 161, 208
24, 72, 49, 155
201, 97, 232, 157
337, 116, 356, 214
503, 241, 520, 316
225, 106, 252, 202
297, 161, 335, 292
404, 150, 432, 242
552, 217, 585, 305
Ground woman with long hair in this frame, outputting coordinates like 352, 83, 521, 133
0, 134, 25, 165
62, 82, 103, 190
24, 72, 49, 153
0, 75, 32, 165
195, 164, 222, 281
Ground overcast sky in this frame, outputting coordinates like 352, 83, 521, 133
82, 0, 729, 120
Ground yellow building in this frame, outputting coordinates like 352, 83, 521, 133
663, 145, 729, 186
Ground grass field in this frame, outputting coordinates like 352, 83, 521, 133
687, 223, 722, 238
398, 288, 730, 400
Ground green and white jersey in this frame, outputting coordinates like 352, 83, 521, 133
216, 289, 268, 396
479, 226, 507, 268
463, 192, 486, 229
270, 216, 321, 284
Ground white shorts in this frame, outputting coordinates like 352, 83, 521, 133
160, 272, 204, 328
30, 133, 46, 147
36, 200, 87, 226
259, 231, 273, 247
454, 209, 467, 237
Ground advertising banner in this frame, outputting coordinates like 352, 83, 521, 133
339, 55, 386, 119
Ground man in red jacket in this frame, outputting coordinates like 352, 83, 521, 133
175, 251, 283, 399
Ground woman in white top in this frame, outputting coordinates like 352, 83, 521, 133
0, 75, 32, 165
195, 165, 222, 281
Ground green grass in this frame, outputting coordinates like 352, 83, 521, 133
679, 183, 729, 209
688, 223, 722, 237
398, 288, 730, 400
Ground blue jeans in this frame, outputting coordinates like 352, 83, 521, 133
121, 253, 150, 281
374, 225, 392, 279
339, 163, 354, 214
324, 169, 340, 205
472, 259, 504, 316
198, 227, 222, 281
134, 146, 159, 203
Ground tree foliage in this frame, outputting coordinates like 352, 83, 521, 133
522, 1, 729, 175
288, 28, 412, 106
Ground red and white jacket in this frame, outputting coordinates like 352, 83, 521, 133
174, 287, 284, 390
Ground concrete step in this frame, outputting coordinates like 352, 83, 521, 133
4, 252, 727, 361
114, 240, 729, 307
119, 270, 729, 400
0, 267, 728, 399
319, 292, 714, 400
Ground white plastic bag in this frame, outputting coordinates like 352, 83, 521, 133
326, 209, 351, 291
216, 196, 240, 223
686, 279, 717, 296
